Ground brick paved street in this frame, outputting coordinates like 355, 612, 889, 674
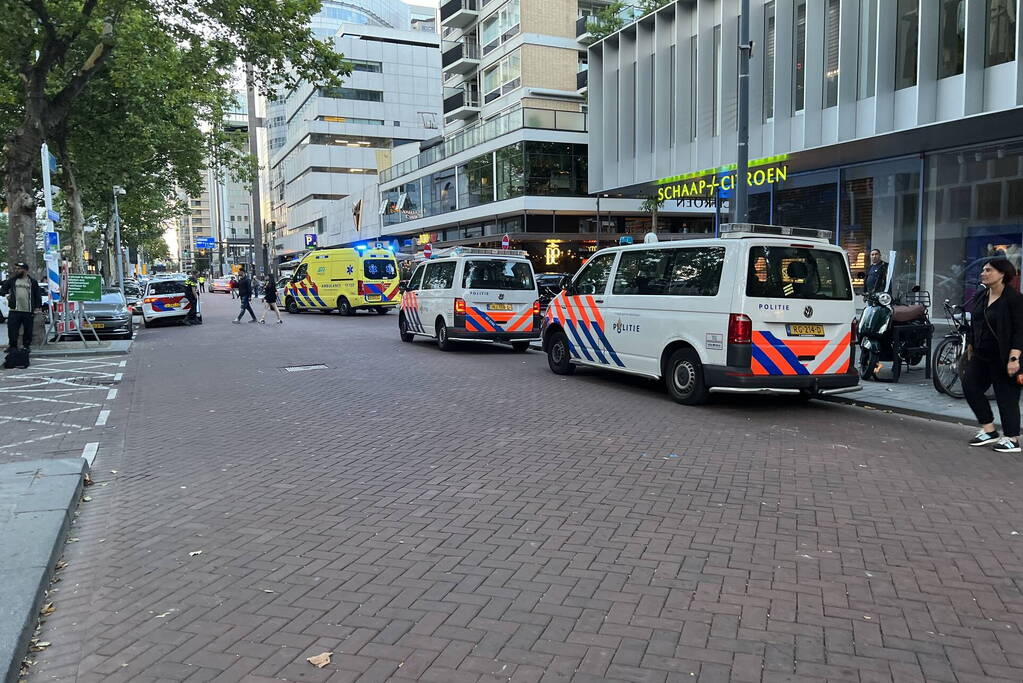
18, 293, 1023, 682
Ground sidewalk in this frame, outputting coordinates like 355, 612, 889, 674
830, 364, 977, 425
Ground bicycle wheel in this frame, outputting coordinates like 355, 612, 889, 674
932, 337, 964, 399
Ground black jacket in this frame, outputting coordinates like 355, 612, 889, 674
235, 275, 252, 297
865, 261, 888, 294
1, 274, 43, 311
971, 285, 1023, 363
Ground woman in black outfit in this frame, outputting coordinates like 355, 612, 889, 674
258, 275, 283, 325
965, 258, 1023, 453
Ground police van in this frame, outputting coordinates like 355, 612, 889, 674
283, 244, 400, 315
398, 247, 541, 352
541, 224, 860, 404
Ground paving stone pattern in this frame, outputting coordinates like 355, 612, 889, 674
24, 294, 1023, 682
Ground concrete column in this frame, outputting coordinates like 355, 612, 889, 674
963, 0, 987, 115
916, 0, 940, 125
836, 0, 860, 140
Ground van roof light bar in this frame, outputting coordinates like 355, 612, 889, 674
448, 246, 530, 257
720, 223, 833, 242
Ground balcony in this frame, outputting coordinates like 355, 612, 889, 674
441, 40, 480, 74
443, 88, 481, 120
576, 69, 588, 92
576, 15, 590, 41
440, 0, 478, 28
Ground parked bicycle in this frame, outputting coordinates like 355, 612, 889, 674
932, 298, 969, 398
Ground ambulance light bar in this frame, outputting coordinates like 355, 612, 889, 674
720, 223, 833, 242
448, 246, 530, 257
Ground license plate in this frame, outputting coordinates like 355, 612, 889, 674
164, 303, 180, 309
487, 303, 513, 311
786, 324, 825, 337
84, 322, 105, 329
365, 295, 381, 302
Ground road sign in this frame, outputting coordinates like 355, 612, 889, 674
45, 231, 60, 253
194, 236, 215, 250
423, 243, 432, 259
67, 274, 102, 302
501, 234, 510, 249
305, 234, 318, 248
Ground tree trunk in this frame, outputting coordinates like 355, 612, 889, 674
55, 136, 86, 272
4, 130, 42, 278
102, 215, 115, 285
651, 204, 659, 232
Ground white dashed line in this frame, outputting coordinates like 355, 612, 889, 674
119, 361, 127, 367
114, 373, 123, 381
82, 442, 99, 466
106, 388, 118, 400
95, 410, 110, 426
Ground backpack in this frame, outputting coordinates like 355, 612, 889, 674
4, 347, 29, 369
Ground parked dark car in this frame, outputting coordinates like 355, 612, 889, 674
123, 281, 142, 315
536, 273, 569, 312
80, 289, 134, 338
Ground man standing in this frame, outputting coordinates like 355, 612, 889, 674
864, 249, 889, 294
0, 263, 43, 352
198, 274, 206, 293
232, 266, 257, 324
184, 271, 199, 325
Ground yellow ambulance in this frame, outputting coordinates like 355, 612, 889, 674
283, 245, 401, 315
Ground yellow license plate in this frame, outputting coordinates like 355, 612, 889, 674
487, 303, 513, 311
365, 295, 381, 302
84, 322, 105, 329
786, 324, 825, 337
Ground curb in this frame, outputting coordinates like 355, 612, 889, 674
823, 395, 975, 427
0, 458, 87, 683
34, 339, 132, 357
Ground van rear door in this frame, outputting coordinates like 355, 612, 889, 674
460, 258, 538, 336
742, 243, 855, 376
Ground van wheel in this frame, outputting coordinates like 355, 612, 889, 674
285, 297, 300, 314
546, 331, 575, 375
399, 314, 414, 342
436, 321, 454, 352
665, 349, 709, 405
510, 341, 530, 353
338, 297, 355, 316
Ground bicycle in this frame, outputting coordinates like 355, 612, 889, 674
932, 299, 969, 398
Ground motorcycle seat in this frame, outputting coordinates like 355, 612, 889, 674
893, 304, 926, 323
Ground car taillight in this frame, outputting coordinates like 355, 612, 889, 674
454, 298, 466, 316
728, 313, 752, 344
143, 297, 157, 304
532, 300, 540, 315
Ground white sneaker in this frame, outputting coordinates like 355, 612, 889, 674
993, 438, 1021, 454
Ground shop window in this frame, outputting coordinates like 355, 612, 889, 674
524, 142, 588, 196
823, 0, 840, 108
1009, 179, 1023, 216
938, 0, 965, 79
895, 0, 918, 90
977, 182, 1002, 219
457, 153, 494, 208
763, 2, 775, 120
858, 0, 877, 98
793, 1, 806, 112
496, 143, 525, 200
986, 0, 1016, 67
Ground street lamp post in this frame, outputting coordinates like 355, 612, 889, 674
113, 186, 126, 300
735, 0, 752, 223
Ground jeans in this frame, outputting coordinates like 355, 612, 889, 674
236, 296, 256, 321
963, 353, 1022, 438
6, 311, 33, 348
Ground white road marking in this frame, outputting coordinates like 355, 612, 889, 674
107, 388, 118, 400
95, 410, 110, 426
82, 442, 99, 466
114, 373, 123, 381
119, 361, 127, 367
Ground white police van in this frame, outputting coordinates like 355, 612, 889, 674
399, 247, 541, 352
541, 224, 860, 404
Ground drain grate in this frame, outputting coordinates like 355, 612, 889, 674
283, 364, 329, 373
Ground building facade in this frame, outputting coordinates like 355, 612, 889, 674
588, 0, 1023, 304
266, 1, 444, 263
366, 0, 714, 276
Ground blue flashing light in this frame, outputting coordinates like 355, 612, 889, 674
356, 244, 367, 251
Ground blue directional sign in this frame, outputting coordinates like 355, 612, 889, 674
304, 234, 318, 248
47, 209, 60, 223
194, 236, 215, 250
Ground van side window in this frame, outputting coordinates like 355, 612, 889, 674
423, 262, 456, 290
613, 249, 674, 295
668, 247, 726, 296
407, 265, 425, 291
292, 264, 308, 281
572, 253, 616, 296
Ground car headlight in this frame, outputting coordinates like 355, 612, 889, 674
877, 293, 892, 306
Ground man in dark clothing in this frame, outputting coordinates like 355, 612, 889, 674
184, 271, 199, 325
864, 249, 889, 294
232, 267, 257, 323
0, 262, 44, 351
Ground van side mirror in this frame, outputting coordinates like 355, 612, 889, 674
398, 280, 408, 293
559, 275, 573, 293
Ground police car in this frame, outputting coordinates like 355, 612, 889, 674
398, 247, 541, 352
541, 224, 860, 404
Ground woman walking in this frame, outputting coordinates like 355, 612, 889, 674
965, 258, 1023, 453
259, 274, 283, 325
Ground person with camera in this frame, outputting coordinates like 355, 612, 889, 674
965, 258, 1023, 453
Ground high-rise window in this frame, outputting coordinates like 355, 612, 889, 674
938, 0, 965, 78
482, 51, 521, 103
481, 0, 520, 55
823, 0, 840, 107
712, 25, 721, 136
764, 1, 775, 120
857, 0, 877, 98
986, 0, 1016, 67
793, 1, 806, 112
895, 0, 918, 90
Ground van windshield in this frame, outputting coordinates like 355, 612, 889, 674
746, 246, 853, 300
462, 259, 535, 290
363, 259, 397, 280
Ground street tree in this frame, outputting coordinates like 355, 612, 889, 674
1, 0, 347, 277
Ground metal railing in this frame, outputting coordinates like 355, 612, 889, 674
441, 40, 480, 68
379, 107, 588, 185
577, 70, 588, 90
576, 15, 589, 37
440, 0, 478, 22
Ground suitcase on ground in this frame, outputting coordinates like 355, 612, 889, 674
4, 347, 29, 369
